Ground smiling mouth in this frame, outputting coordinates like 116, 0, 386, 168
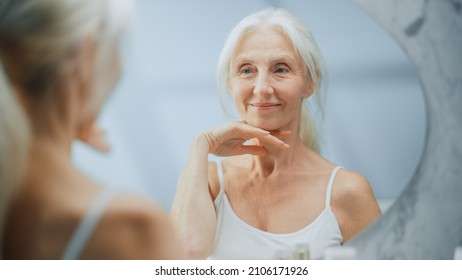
249, 103, 281, 109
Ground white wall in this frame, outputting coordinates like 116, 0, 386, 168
72, 0, 425, 211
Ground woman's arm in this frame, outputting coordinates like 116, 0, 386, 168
170, 135, 217, 259
169, 122, 289, 259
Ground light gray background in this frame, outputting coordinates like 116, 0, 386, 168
72, 0, 425, 213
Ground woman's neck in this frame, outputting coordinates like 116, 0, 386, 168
25, 132, 76, 189
33, 125, 74, 156
251, 130, 310, 177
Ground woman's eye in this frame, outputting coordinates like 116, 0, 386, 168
240, 68, 252, 75
275, 67, 288, 74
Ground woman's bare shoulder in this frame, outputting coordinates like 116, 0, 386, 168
81, 192, 183, 259
333, 168, 373, 198
330, 168, 382, 242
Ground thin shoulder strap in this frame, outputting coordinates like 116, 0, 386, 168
325, 166, 343, 209
62, 188, 118, 260
216, 160, 225, 193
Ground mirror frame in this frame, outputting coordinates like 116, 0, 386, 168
348, 0, 462, 259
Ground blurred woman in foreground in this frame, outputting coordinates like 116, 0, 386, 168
0, 0, 181, 259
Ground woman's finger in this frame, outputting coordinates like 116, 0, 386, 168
234, 122, 291, 148
77, 125, 111, 153
236, 145, 267, 156
259, 133, 290, 150
86, 135, 111, 153
205, 122, 290, 156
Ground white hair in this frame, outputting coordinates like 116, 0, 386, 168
0, 0, 133, 255
217, 7, 326, 152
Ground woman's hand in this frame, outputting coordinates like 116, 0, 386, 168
201, 121, 290, 157
76, 122, 111, 153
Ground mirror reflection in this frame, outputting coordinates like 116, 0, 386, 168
71, 0, 425, 258
73, 0, 425, 215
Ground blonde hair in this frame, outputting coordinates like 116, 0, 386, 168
217, 7, 325, 152
0, 62, 30, 255
0, 0, 133, 254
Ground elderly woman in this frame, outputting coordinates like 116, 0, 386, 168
170, 8, 381, 260
0, 0, 181, 259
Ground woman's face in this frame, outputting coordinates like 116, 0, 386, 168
229, 26, 312, 132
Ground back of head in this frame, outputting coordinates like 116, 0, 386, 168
217, 7, 326, 152
0, 0, 133, 256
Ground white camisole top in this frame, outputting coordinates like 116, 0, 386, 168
208, 162, 343, 260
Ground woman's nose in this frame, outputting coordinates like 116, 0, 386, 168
253, 73, 274, 96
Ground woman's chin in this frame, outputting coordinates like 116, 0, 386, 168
245, 120, 281, 132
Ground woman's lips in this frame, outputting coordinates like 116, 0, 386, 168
249, 103, 281, 110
